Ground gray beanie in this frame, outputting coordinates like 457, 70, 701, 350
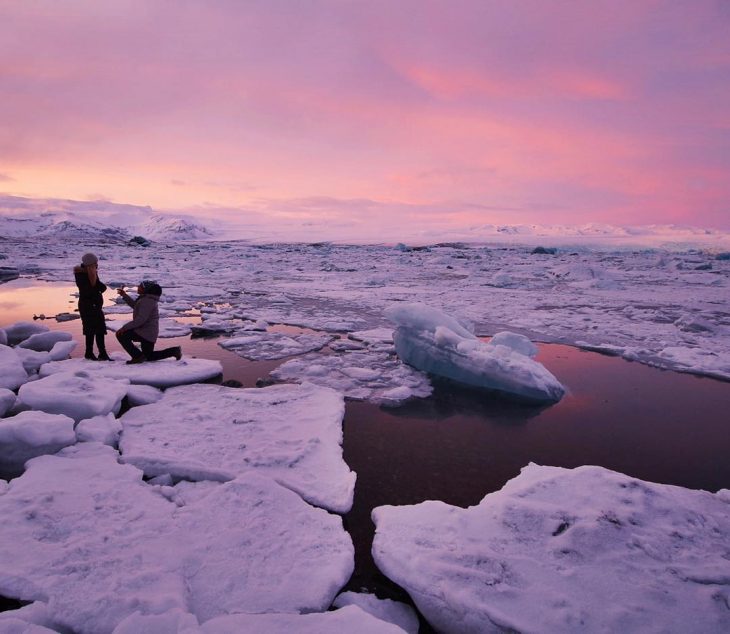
81, 253, 98, 266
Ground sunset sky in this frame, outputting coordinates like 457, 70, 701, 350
1, 1, 729, 236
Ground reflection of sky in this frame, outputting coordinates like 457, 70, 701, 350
1, 2, 729, 233
0, 280, 80, 324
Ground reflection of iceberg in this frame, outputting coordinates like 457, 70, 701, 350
385, 303, 565, 404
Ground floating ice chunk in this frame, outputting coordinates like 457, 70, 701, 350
2, 322, 49, 346
196, 605, 408, 634
0, 388, 16, 418
372, 463, 730, 634
17, 331, 73, 352
39, 357, 223, 389
0, 602, 63, 634
0, 618, 59, 633
126, 384, 163, 407
0, 328, 7, 346
488, 331, 538, 358
14, 340, 76, 374
674, 314, 716, 333
490, 271, 514, 287
0, 411, 76, 476
76, 413, 122, 447
272, 349, 432, 406
0, 448, 354, 633
191, 318, 238, 335
386, 304, 565, 403
219, 331, 334, 360
119, 382, 356, 513
0, 345, 29, 390
17, 371, 129, 422
333, 592, 419, 634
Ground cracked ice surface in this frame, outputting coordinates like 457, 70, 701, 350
372, 463, 730, 634
0, 443, 354, 634
119, 382, 355, 513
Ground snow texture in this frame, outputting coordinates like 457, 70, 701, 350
0, 411, 76, 476
39, 357, 222, 388
17, 370, 129, 422
14, 340, 76, 373
0, 444, 354, 634
372, 463, 730, 633
386, 303, 565, 403
119, 382, 355, 513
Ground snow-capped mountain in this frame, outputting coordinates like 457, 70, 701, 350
132, 215, 212, 240
0, 211, 211, 243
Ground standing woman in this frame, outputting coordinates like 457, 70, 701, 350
74, 252, 111, 360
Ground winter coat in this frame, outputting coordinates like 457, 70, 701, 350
120, 292, 160, 343
74, 268, 107, 336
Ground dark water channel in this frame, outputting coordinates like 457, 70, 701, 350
2, 279, 730, 627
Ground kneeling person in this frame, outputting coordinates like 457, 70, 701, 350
116, 281, 182, 364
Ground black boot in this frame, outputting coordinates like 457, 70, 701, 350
85, 351, 98, 360
85, 334, 97, 360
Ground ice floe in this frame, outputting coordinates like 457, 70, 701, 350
75, 413, 122, 446
119, 382, 355, 513
0, 345, 27, 390
17, 370, 129, 422
219, 330, 334, 360
0, 411, 76, 476
333, 592, 419, 634
386, 303, 565, 403
372, 463, 730, 633
14, 340, 77, 374
16, 330, 73, 352
111, 604, 408, 633
39, 357, 223, 388
0, 388, 16, 417
271, 349, 432, 406
0, 444, 354, 633
2, 321, 49, 346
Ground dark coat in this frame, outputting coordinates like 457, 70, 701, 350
75, 268, 107, 335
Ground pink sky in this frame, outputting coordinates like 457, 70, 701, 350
1, 0, 729, 234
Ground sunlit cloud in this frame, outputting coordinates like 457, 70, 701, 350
0, 1, 728, 233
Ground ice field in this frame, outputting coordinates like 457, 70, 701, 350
0, 236, 729, 633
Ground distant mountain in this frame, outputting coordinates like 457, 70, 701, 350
0, 211, 212, 243
133, 214, 212, 240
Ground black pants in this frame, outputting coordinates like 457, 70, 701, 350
117, 330, 178, 361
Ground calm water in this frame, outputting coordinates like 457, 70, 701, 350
2, 278, 730, 613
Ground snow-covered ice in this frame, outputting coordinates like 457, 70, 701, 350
16, 330, 73, 352
111, 604, 408, 633
271, 349, 432, 406
0, 444, 354, 633
333, 592, 419, 634
17, 370, 129, 422
219, 330, 334, 360
2, 321, 49, 346
386, 303, 565, 403
39, 357, 223, 388
75, 413, 123, 446
0, 345, 28, 390
0, 388, 16, 418
0, 411, 76, 476
14, 340, 76, 373
372, 463, 730, 633
119, 382, 356, 513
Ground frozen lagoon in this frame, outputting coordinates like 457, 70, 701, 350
0, 239, 729, 632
